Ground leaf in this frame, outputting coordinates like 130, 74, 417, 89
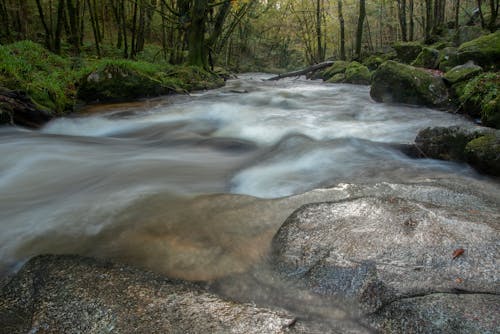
452, 248, 465, 259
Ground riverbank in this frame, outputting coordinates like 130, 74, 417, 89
0, 41, 227, 128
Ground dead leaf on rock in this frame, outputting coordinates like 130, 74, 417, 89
452, 248, 465, 259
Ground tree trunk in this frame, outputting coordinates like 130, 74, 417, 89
0, 0, 11, 41
316, 0, 323, 62
35, 0, 53, 51
267, 61, 334, 81
425, 0, 432, 42
187, 0, 208, 67
488, 0, 499, 32
397, 0, 407, 41
355, 0, 366, 59
54, 0, 65, 53
87, 0, 101, 57
338, 0, 346, 60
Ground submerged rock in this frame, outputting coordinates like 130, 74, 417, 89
271, 194, 500, 333
0, 255, 295, 334
370, 61, 449, 108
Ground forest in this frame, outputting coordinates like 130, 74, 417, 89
0, 0, 498, 71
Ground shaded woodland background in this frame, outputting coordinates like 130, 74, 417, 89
0, 0, 498, 71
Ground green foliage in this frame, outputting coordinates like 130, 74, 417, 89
460, 72, 500, 128
0, 40, 77, 113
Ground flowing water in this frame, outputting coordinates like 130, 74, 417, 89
1, 74, 498, 329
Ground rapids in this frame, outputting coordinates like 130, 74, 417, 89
0, 74, 498, 303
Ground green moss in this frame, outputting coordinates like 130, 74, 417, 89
0, 40, 76, 113
362, 55, 384, 71
323, 61, 349, 80
326, 73, 346, 83
344, 62, 371, 85
460, 72, 500, 128
444, 62, 483, 85
465, 133, 500, 175
457, 31, 500, 69
412, 47, 440, 69
370, 60, 449, 107
393, 42, 423, 64
438, 47, 460, 72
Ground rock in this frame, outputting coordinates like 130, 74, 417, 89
344, 62, 371, 85
370, 61, 449, 108
454, 25, 487, 46
459, 72, 500, 128
77, 63, 174, 103
443, 61, 483, 85
322, 61, 349, 80
457, 31, 500, 69
411, 47, 440, 69
271, 194, 500, 332
438, 47, 460, 72
414, 126, 488, 161
414, 126, 500, 176
326, 73, 346, 83
0, 255, 295, 334
362, 55, 384, 71
371, 293, 499, 333
0, 87, 53, 128
392, 42, 423, 64
465, 133, 500, 175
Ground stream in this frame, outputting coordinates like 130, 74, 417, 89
1, 74, 498, 328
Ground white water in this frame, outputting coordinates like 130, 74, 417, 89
0, 74, 496, 281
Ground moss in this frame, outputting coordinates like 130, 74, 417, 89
438, 47, 460, 72
327, 73, 346, 83
370, 61, 449, 107
393, 42, 423, 64
457, 31, 500, 69
0, 40, 77, 113
460, 72, 500, 128
465, 133, 500, 175
444, 62, 483, 85
412, 48, 440, 69
322, 61, 349, 80
344, 62, 371, 85
362, 55, 384, 71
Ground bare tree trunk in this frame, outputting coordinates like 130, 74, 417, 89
397, 0, 408, 41
355, 0, 366, 59
488, 0, 499, 31
35, 0, 54, 50
87, 0, 101, 57
425, 0, 433, 42
338, 0, 346, 60
409, 0, 415, 40
315, 0, 323, 62
54, 0, 65, 53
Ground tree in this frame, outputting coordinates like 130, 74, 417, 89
355, 0, 366, 59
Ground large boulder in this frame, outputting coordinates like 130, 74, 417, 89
344, 62, 371, 85
0, 255, 295, 334
459, 72, 500, 128
370, 61, 449, 108
322, 61, 349, 81
438, 47, 460, 72
414, 126, 500, 176
411, 47, 440, 69
443, 61, 483, 85
0, 87, 53, 128
454, 25, 487, 46
457, 31, 500, 69
392, 42, 423, 64
271, 193, 500, 333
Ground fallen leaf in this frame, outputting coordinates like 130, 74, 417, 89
455, 277, 463, 284
452, 248, 465, 259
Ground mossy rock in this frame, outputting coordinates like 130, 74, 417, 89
415, 126, 485, 161
322, 61, 349, 80
454, 25, 488, 46
344, 62, 371, 85
465, 133, 500, 175
438, 47, 460, 72
77, 61, 174, 102
459, 72, 500, 128
444, 61, 483, 85
393, 42, 423, 64
370, 61, 449, 108
457, 31, 500, 70
326, 73, 346, 83
412, 48, 440, 69
362, 55, 384, 71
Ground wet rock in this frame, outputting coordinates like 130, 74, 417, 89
0, 87, 53, 128
327, 73, 346, 84
412, 47, 440, 69
393, 42, 423, 64
465, 133, 500, 175
371, 293, 500, 334
322, 61, 349, 80
0, 255, 295, 334
457, 31, 500, 70
370, 61, 449, 108
271, 195, 500, 332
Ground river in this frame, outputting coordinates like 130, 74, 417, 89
0, 75, 498, 322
